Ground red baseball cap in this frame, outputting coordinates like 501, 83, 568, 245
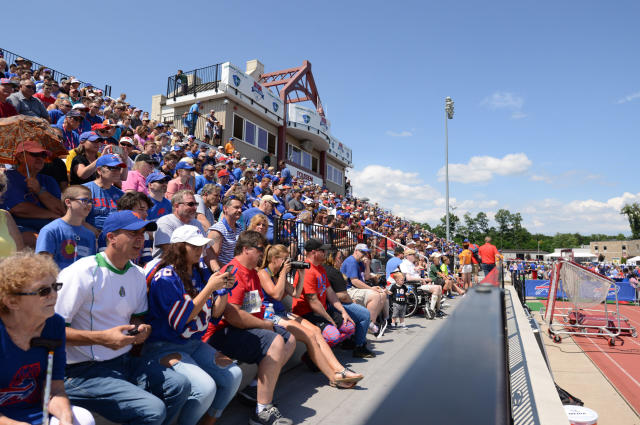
15, 140, 50, 156
218, 169, 230, 177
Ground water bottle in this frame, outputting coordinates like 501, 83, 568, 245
264, 302, 275, 322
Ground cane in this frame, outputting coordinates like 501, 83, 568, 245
30, 338, 62, 425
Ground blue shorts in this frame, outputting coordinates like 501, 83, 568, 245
209, 325, 291, 364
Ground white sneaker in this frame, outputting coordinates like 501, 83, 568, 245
368, 322, 379, 334
401, 323, 407, 329
376, 321, 388, 339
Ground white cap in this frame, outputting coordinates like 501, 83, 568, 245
170, 225, 211, 246
355, 243, 370, 252
303, 198, 314, 205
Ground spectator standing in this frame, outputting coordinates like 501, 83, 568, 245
204, 109, 217, 138
186, 102, 200, 136
7, 78, 49, 120
224, 137, 235, 156
35, 185, 97, 270
478, 236, 500, 276
468, 239, 481, 284
205, 231, 296, 425
278, 160, 292, 186
0, 78, 19, 118
144, 226, 242, 425
153, 190, 205, 258
388, 269, 408, 328
176, 69, 188, 95
2, 141, 64, 247
131, 108, 143, 128
147, 172, 173, 220
166, 161, 195, 200
0, 252, 95, 425
208, 193, 244, 271
55, 211, 190, 425
459, 241, 473, 290
83, 154, 126, 230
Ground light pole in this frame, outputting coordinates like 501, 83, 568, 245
444, 96, 454, 242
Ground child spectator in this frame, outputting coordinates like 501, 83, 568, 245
35, 185, 97, 270
388, 269, 408, 328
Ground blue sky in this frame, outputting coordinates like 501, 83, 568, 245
5, 1, 640, 235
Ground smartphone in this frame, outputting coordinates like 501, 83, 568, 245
127, 328, 140, 336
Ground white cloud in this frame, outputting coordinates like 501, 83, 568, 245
385, 130, 413, 137
617, 91, 640, 104
349, 165, 499, 224
530, 174, 553, 184
437, 153, 532, 183
481, 91, 527, 119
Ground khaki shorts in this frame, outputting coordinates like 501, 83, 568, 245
347, 287, 374, 306
472, 264, 479, 275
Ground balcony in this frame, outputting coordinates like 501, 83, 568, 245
286, 104, 330, 152
166, 63, 223, 104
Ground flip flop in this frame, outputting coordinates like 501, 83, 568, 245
332, 368, 363, 386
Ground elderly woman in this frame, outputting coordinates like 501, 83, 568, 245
144, 225, 242, 425
0, 252, 94, 425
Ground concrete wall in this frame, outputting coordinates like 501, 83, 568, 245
590, 239, 640, 262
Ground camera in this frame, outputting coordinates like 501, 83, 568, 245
289, 261, 310, 270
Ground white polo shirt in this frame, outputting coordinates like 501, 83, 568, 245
55, 252, 148, 364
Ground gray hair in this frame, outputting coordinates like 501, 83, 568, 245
171, 189, 195, 206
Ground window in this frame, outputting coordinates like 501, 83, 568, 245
594, 246, 598, 251
622, 245, 626, 250
327, 164, 343, 185
287, 143, 318, 172
604, 246, 607, 251
302, 151, 312, 169
257, 128, 268, 151
312, 157, 319, 173
288, 144, 301, 165
245, 121, 256, 145
233, 115, 244, 140
268, 133, 276, 155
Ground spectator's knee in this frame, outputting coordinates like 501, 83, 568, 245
159, 352, 181, 367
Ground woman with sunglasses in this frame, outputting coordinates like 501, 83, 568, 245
144, 225, 242, 425
69, 131, 103, 185
0, 252, 95, 425
258, 244, 364, 389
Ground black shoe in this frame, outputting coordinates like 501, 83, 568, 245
249, 404, 292, 425
301, 351, 320, 372
435, 310, 447, 318
353, 344, 376, 358
238, 384, 257, 405
340, 337, 356, 350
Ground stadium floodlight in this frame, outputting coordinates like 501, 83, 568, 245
444, 97, 454, 242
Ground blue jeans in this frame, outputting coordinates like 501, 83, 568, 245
481, 263, 495, 276
143, 339, 243, 424
343, 302, 370, 346
64, 352, 190, 425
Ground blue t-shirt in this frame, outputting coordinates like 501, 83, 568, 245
86, 114, 104, 126
240, 207, 274, 242
0, 314, 66, 423
232, 167, 243, 182
148, 197, 172, 221
52, 124, 79, 150
340, 255, 365, 289
147, 260, 218, 344
385, 257, 403, 280
195, 175, 216, 195
1, 170, 61, 212
253, 186, 263, 198
48, 109, 65, 125
83, 181, 123, 229
280, 167, 292, 185
55, 115, 90, 136
35, 218, 97, 270
186, 151, 200, 160
273, 194, 286, 215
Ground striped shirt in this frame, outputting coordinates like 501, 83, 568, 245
209, 217, 241, 267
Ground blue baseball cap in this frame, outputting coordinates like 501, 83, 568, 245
463, 238, 470, 242
102, 211, 158, 235
79, 131, 103, 142
172, 145, 183, 151
175, 161, 195, 170
282, 213, 295, 220
146, 172, 170, 185
96, 154, 125, 168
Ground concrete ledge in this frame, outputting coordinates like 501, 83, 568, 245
505, 286, 569, 425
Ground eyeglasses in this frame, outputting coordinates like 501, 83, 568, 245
71, 198, 93, 206
61, 104, 72, 108
14, 282, 63, 297
120, 143, 133, 147
105, 166, 122, 171
70, 117, 83, 122
178, 202, 197, 207
27, 152, 48, 158
23, 85, 36, 90
252, 246, 265, 253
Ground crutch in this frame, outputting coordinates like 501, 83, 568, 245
30, 338, 62, 425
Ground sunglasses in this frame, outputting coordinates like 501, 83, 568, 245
27, 152, 48, 158
179, 201, 197, 207
71, 197, 93, 206
23, 85, 36, 90
120, 142, 133, 147
252, 245, 265, 253
15, 282, 63, 297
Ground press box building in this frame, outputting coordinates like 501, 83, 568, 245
150, 59, 352, 195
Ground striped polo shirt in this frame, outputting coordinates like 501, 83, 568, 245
209, 217, 241, 266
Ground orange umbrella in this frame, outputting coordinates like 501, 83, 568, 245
0, 115, 68, 165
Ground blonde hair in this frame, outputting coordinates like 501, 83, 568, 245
248, 214, 268, 233
0, 252, 59, 313
261, 244, 289, 269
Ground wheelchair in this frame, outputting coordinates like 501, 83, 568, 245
405, 283, 434, 319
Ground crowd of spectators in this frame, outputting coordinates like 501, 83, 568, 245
0, 54, 494, 425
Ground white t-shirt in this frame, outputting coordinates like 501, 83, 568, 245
152, 213, 205, 257
55, 252, 148, 364
399, 258, 421, 281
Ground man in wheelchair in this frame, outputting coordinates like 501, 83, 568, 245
396, 249, 444, 319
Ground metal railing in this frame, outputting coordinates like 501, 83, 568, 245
0, 47, 111, 96
161, 113, 214, 141
167, 63, 222, 99
272, 218, 359, 261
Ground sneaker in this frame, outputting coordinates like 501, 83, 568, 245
368, 322, 379, 334
390, 322, 396, 329
353, 344, 376, 358
425, 308, 435, 320
435, 310, 447, 318
376, 320, 388, 339
238, 385, 257, 404
249, 404, 292, 425
400, 323, 407, 329
447, 294, 456, 299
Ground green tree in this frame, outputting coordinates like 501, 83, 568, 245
475, 212, 490, 234
621, 203, 640, 239
494, 209, 512, 248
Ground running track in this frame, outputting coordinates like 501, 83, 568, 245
548, 302, 640, 414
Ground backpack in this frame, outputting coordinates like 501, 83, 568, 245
470, 245, 481, 263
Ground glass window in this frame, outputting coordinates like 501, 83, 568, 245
289, 145, 301, 165
257, 128, 268, 151
245, 121, 256, 145
302, 151, 311, 169
233, 114, 244, 140
312, 157, 318, 173
268, 133, 276, 155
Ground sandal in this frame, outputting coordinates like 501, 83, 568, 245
330, 368, 363, 388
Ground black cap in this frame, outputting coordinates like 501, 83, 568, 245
304, 238, 332, 252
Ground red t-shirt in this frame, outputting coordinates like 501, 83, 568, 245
0, 101, 17, 118
202, 257, 264, 341
34, 93, 55, 108
292, 262, 328, 316
478, 243, 499, 265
